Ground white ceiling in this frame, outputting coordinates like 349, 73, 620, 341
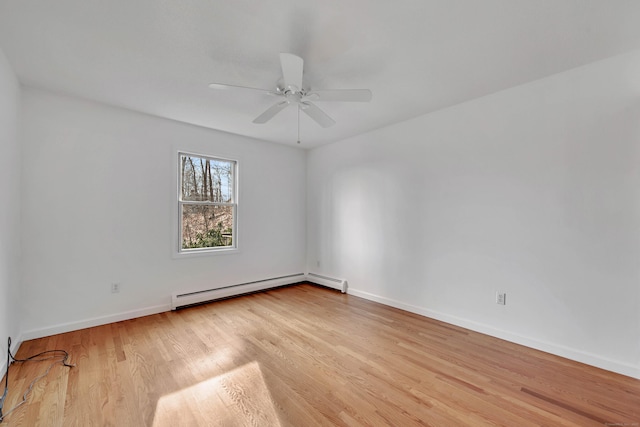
2, 1, 640, 148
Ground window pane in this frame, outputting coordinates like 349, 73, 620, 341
180, 155, 234, 202
181, 204, 234, 249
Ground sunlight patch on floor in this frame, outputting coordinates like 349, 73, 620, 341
152, 361, 281, 427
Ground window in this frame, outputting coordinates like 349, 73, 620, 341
178, 152, 237, 253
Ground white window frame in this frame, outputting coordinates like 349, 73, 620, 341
175, 150, 239, 257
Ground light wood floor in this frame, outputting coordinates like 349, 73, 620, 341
2, 284, 639, 426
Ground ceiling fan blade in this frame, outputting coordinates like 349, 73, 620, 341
306, 89, 372, 102
252, 100, 290, 124
280, 53, 304, 91
209, 83, 277, 95
300, 101, 336, 128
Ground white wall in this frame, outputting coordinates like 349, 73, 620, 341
20, 88, 307, 337
307, 50, 640, 378
0, 48, 21, 365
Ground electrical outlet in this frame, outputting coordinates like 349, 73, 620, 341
496, 292, 506, 305
316, 260, 320, 268
111, 283, 121, 293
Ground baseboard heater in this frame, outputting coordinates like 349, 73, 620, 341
306, 272, 348, 293
171, 273, 306, 310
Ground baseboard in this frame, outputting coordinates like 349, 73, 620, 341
20, 304, 171, 341
172, 273, 306, 310
305, 272, 348, 293
348, 287, 640, 380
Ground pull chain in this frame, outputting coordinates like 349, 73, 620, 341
297, 106, 301, 144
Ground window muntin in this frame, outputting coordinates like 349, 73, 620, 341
179, 153, 237, 252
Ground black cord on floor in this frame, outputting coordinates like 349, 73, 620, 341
0, 337, 75, 423
0, 337, 9, 423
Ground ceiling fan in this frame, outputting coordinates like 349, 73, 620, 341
209, 53, 372, 129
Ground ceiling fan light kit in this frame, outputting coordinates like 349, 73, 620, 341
209, 53, 372, 142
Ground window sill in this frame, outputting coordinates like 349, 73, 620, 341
173, 247, 240, 259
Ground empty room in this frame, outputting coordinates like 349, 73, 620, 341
1, 1, 640, 425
